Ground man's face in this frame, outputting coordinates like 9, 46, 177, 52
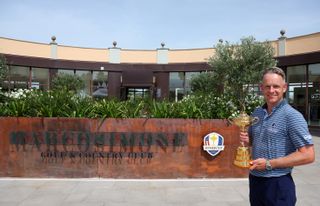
260, 73, 287, 108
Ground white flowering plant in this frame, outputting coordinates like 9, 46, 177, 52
0, 88, 264, 119
0, 89, 94, 117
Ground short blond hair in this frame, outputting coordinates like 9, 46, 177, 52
263, 67, 286, 81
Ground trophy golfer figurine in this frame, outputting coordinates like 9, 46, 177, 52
228, 112, 259, 168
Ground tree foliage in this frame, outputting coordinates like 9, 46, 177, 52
191, 36, 276, 108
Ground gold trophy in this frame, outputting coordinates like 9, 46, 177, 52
228, 112, 259, 168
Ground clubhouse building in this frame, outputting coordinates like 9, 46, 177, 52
0, 31, 320, 127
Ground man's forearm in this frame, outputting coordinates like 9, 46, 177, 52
270, 145, 315, 169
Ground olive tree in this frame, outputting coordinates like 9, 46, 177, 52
192, 36, 276, 108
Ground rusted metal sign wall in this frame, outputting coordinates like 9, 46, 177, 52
0, 117, 247, 178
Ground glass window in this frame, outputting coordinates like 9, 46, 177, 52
309, 63, 320, 82
185, 72, 200, 94
169, 72, 184, 88
75, 70, 91, 96
52, 69, 75, 89
58, 69, 74, 75
169, 72, 200, 101
308, 63, 320, 126
169, 72, 184, 101
127, 88, 150, 101
185, 72, 199, 88
1, 70, 10, 91
287, 65, 307, 117
287, 65, 306, 83
249, 84, 260, 95
49, 69, 75, 91
31, 67, 49, 90
92, 71, 108, 98
9, 66, 30, 89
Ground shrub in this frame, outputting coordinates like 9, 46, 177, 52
0, 89, 264, 118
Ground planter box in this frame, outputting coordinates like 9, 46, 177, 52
0, 117, 247, 178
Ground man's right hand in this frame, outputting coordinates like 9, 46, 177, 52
239, 132, 250, 145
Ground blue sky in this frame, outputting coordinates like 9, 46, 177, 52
0, 0, 319, 49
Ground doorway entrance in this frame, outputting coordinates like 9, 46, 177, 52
126, 87, 151, 101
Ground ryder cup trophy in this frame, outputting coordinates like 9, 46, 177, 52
228, 112, 259, 168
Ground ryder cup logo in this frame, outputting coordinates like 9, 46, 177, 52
203, 132, 225, 157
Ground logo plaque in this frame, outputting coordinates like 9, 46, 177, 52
203, 132, 225, 157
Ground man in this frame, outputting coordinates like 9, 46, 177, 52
240, 67, 315, 206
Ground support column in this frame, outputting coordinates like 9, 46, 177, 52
109, 41, 120, 63
157, 42, 169, 64
278, 30, 286, 56
50, 36, 58, 59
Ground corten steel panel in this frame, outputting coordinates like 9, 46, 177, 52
0, 117, 247, 178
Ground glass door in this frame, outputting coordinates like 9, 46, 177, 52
127, 88, 150, 101
287, 65, 307, 118
308, 64, 320, 126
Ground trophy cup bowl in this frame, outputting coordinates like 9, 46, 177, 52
228, 112, 259, 168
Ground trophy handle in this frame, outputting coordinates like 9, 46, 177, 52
250, 117, 259, 126
227, 117, 233, 125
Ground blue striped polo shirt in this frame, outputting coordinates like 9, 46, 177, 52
248, 99, 313, 177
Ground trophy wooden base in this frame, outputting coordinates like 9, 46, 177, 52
234, 146, 251, 168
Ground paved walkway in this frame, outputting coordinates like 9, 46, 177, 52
0, 137, 319, 206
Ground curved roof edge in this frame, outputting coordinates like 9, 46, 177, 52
1, 32, 319, 50
1, 32, 319, 63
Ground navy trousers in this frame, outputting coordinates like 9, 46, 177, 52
249, 173, 296, 206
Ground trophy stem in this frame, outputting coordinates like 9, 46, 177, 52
240, 127, 247, 133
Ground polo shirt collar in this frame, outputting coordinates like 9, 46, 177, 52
262, 99, 287, 114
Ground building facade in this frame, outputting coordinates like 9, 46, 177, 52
1, 31, 320, 126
